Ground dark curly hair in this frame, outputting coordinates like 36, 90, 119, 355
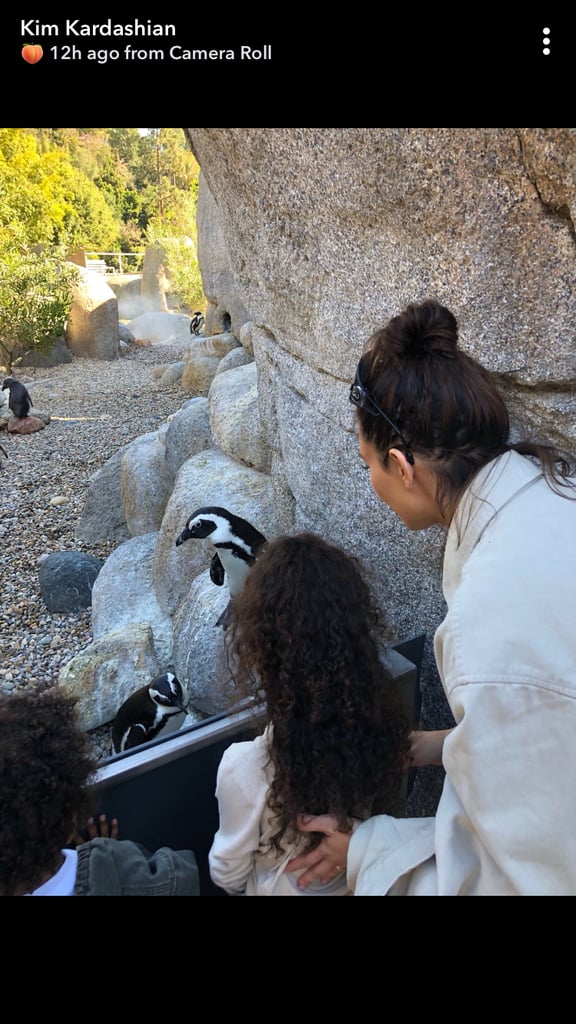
226, 532, 411, 854
0, 689, 97, 896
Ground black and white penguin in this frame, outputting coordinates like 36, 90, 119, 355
175, 506, 268, 628
2, 377, 32, 419
189, 311, 205, 336
111, 671, 188, 754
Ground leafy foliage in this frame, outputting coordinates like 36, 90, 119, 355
0, 130, 118, 250
0, 248, 78, 372
0, 129, 205, 366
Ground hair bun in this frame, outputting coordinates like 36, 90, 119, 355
387, 299, 459, 360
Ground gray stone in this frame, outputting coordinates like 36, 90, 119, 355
39, 550, 103, 613
185, 332, 239, 359
180, 332, 241, 396
141, 242, 171, 312
91, 533, 173, 668
214, 346, 253, 376
120, 435, 173, 536
172, 571, 237, 717
159, 362, 185, 385
65, 267, 120, 360
164, 397, 212, 478
188, 128, 576, 389
75, 446, 131, 545
19, 335, 73, 368
195, 172, 250, 337
181, 353, 222, 396
118, 323, 136, 346
57, 623, 160, 731
208, 361, 270, 472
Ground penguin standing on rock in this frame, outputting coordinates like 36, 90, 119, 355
2, 377, 32, 419
189, 311, 205, 336
175, 506, 268, 628
112, 671, 188, 754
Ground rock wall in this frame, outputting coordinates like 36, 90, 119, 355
184, 127, 576, 812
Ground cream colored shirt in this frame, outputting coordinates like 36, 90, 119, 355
349, 452, 576, 896
209, 729, 351, 896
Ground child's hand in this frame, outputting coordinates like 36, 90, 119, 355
69, 814, 119, 846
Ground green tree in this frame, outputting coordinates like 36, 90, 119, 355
145, 159, 204, 314
0, 129, 120, 250
0, 247, 78, 373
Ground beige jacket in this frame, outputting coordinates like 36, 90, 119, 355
349, 452, 576, 896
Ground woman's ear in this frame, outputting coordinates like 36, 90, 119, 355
388, 448, 416, 487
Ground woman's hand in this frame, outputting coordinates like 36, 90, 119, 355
285, 815, 355, 889
406, 728, 453, 768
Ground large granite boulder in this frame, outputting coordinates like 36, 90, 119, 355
195, 173, 251, 337
184, 128, 576, 816
140, 242, 171, 312
65, 267, 120, 360
91, 533, 173, 668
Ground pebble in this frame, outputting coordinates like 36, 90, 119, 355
0, 344, 189, 758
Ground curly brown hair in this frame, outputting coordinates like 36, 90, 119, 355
0, 689, 97, 896
226, 532, 411, 854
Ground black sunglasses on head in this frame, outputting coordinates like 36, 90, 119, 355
349, 364, 414, 465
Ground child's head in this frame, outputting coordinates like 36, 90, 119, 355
227, 532, 411, 848
0, 689, 97, 896
229, 531, 381, 700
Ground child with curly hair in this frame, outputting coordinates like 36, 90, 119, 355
208, 532, 411, 896
0, 689, 200, 896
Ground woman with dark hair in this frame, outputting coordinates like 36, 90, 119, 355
288, 298, 576, 896
208, 532, 411, 896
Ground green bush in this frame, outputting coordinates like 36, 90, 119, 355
145, 183, 205, 315
160, 235, 205, 314
0, 247, 78, 373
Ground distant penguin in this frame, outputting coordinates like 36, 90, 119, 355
112, 671, 188, 754
175, 506, 268, 628
2, 377, 32, 419
189, 311, 205, 336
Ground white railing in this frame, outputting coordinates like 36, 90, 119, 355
86, 252, 144, 274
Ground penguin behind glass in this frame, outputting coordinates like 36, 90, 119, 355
189, 311, 204, 336
175, 506, 268, 628
2, 377, 32, 419
111, 671, 188, 754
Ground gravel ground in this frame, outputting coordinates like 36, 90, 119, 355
0, 344, 188, 751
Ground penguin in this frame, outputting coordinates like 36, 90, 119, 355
189, 311, 205, 336
111, 671, 188, 754
2, 377, 32, 419
175, 506, 268, 628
